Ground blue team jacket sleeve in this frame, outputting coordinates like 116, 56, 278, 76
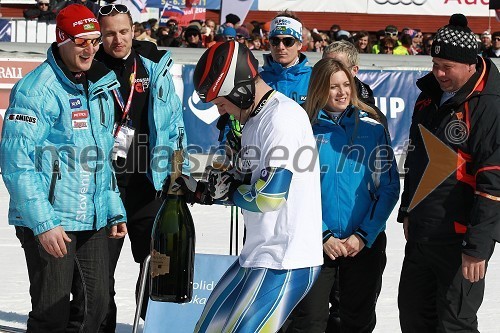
142, 50, 189, 191
233, 167, 292, 213
107, 172, 126, 226
322, 222, 334, 242
355, 129, 400, 247
167, 82, 190, 174
0, 89, 60, 234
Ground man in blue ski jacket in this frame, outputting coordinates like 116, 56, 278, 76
260, 10, 311, 105
0, 4, 126, 332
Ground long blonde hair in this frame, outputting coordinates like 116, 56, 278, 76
304, 58, 378, 123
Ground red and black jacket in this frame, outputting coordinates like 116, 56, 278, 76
398, 56, 500, 259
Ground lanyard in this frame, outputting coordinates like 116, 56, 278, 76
113, 58, 137, 137
250, 89, 275, 118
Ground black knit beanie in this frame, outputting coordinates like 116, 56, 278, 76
431, 14, 478, 64
225, 13, 241, 25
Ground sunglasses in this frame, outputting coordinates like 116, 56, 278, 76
186, 33, 199, 38
38, 2, 49, 6
98, 4, 129, 17
270, 36, 297, 47
236, 34, 246, 39
385, 32, 397, 37
63, 31, 101, 47
225, 36, 235, 40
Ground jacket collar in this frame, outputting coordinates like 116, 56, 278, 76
48, 43, 117, 94
316, 106, 357, 126
262, 52, 310, 76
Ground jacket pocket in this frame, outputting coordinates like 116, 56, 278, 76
48, 159, 61, 205
457, 278, 484, 319
98, 96, 108, 129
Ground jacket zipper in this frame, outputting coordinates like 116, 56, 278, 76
48, 159, 61, 205
370, 198, 379, 220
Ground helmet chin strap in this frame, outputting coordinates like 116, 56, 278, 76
239, 101, 254, 126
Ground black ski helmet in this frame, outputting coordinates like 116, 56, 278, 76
193, 41, 259, 109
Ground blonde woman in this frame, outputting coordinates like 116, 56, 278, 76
285, 58, 400, 333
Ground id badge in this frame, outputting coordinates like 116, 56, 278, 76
112, 123, 135, 160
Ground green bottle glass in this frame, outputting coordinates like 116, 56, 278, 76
150, 148, 195, 303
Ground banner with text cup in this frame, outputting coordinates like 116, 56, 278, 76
144, 253, 238, 333
357, 69, 426, 154
181, 64, 222, 154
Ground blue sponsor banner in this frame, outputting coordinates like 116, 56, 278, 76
358, 70, 425, 154
144, 253, 238, 333
182, 64, 221, 154
0, 19, 11, 42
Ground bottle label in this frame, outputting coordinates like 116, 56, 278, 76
150, 249, 170, 277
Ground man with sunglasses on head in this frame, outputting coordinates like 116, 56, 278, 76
260, 10, 311, 105
94, 4, 187, 331
0, 4, 127, 332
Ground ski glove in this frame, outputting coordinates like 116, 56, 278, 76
208, 169, 242, 202
171, 174, 213, 205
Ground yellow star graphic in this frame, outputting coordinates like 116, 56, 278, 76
408, 124, 466, 211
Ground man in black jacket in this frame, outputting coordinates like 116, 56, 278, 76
398, 14, 500, 333
94, 4, 186, 332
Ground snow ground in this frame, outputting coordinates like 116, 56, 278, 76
0, 178, 499, 333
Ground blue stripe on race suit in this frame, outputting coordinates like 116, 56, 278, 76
194, 262, 320, 333
233, 167, 292, 213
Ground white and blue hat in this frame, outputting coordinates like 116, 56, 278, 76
270, 16, 303, 42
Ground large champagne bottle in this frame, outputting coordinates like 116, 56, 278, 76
150, 132, 195, 303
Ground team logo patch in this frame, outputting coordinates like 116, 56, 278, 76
435, 46, 440, 54
69, 98, 82, 109
7, 114, 37, 124
72, 110, 88, 120
72, 110, 89, 130
134, 77, 150, 93
83, 23, 96, 31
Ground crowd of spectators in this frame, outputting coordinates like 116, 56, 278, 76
129, 17, 500, 59
21, 2, 500, 58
